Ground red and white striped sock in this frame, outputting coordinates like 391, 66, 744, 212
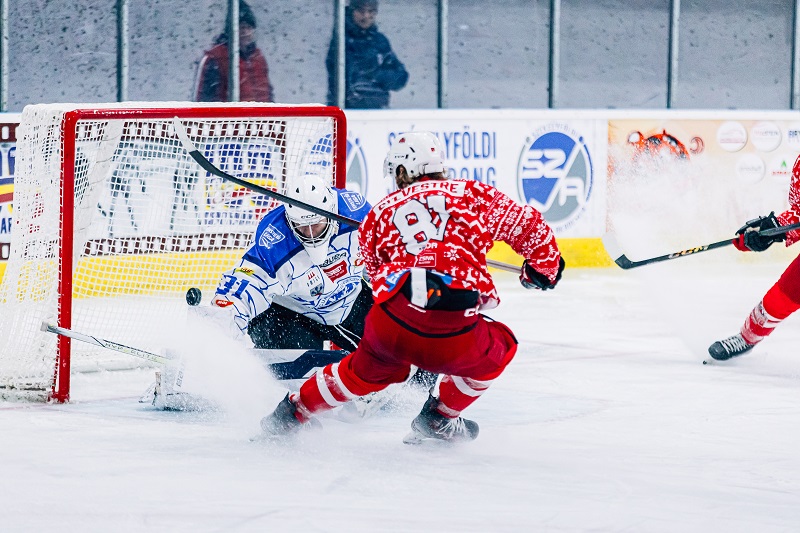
436, 375, 493, 418
740, 284, 800, 345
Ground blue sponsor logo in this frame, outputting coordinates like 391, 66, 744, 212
340, 190, 366, 212
319, 277, 360, 307
208, 141, 276, 180
517, 125, 593, 230
258, 224, 286, 249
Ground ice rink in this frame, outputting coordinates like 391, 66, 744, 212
2, 253, 800, 532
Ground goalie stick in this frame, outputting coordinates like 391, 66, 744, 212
172, 117, 523, 275
602, 221, 800, 269
41, 322, 345, 381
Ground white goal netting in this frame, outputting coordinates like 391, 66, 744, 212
0, 102, 343, 401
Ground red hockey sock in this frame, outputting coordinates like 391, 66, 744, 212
437, 375, 493, 417
740, 283, 799, 344
295, 355, 391, 419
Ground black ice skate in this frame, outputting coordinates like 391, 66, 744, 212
403, 393, 479, 445
258, 393, 309, 438
708, 333, 756, 361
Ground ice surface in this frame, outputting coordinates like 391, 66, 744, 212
2, 261, 800, 532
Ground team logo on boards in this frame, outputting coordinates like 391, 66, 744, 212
517, 124, 593, 230
0, 176, 13, 207
307, 133, 334, 181
345, 135, 368, 197
204, 141, 279, 223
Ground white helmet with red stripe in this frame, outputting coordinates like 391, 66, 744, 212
383, 131, 446, 180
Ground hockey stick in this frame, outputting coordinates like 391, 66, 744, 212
173, 117, 524, 275
41, 322, 344, 380
41, 322, 174, 366
602, 221, 800, 269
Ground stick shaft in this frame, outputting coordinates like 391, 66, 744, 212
760, 221, 800, 237
42, 321, 346, 381
616, 239, 732, 269
487, 258, 520, 273
41, 322, 172, 366
604, 221, 800, 270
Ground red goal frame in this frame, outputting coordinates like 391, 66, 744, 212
52, 105, 346, 402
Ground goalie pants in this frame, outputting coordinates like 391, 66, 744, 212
741, 251, 800, 344
294, 291, 518, 420
248, 280, 373, 352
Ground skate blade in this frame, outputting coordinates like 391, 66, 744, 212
251, 418, 323, 442
250, 431, 285, 443
702, 355, 740, 365
402, 431, 458, 447
402, 431, 425, 445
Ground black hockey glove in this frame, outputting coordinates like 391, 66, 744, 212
520, 257, 565, 290
733, 211, 785, 252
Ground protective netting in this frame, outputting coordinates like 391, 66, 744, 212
0, 102, 340, 400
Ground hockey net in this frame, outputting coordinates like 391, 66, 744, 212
0, 102, 345, 402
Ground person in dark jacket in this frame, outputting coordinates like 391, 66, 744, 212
326, 0, 408, 109
194, 0, 273, 102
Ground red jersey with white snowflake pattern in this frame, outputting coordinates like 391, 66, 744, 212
777, 154, 800, 246
359, 178, 561, 309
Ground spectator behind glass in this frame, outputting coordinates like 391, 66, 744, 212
326, 0, 408, 109
194, 0, 273, 102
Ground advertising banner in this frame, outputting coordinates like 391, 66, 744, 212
344, 110, 608, 238
0, 121, 18, 267
607, 114, 796, 260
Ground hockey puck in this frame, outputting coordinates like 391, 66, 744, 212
185, 287, 202, 306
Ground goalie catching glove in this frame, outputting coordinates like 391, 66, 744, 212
520, 257, 565, 290
733, 212, 785, 252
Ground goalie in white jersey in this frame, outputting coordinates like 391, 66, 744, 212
212, 174, 373, 352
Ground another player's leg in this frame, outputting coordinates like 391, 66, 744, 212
709, 254, 800, 360
259, 330, 411, 436
404, 320, 518, 444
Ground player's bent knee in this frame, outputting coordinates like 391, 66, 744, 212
776, 253, 800, 305
340, 353, 410, 396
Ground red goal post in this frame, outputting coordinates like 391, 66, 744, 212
0, 102, 346, 402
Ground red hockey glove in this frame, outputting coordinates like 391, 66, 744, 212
732, 212, 785, 252
520, 257, 565, 290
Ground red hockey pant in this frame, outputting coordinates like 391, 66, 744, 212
295, 292, 518, 420
742, 251, 800, 343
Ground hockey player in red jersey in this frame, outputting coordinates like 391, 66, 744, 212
708, 154, 800, 360
259, 131, 564, 443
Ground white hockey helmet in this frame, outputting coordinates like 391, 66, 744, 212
383, 131, 446, 181
284, 174, 339, 265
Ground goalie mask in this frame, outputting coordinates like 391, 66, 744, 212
284, 175, 339, 265
383, 131, 447, 182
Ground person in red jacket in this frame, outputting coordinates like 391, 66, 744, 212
194, 0, 273, 102
259, 131, 564, 443
708, 154, 800, 360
